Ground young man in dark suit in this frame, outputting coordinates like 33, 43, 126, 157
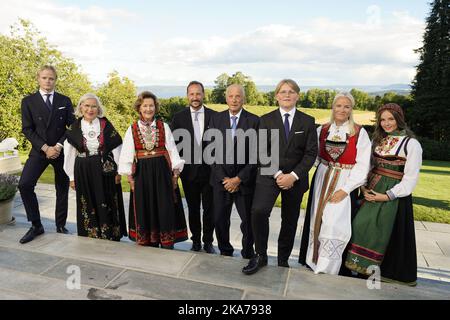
208, 84, 259, 259
170, 81, 217, 253
18, 65, 75, 244
242, 79, 318, 275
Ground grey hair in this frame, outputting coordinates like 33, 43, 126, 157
74, 93, 105, 118
225, 84, 246, 104
329, 92, 357, 136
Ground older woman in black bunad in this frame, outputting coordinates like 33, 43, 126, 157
345, 103, 422, 285
118, 91, 188, 249
64, 93, 127, 240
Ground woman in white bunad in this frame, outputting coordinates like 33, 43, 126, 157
298, 92, 371, 275
118, 91, 188, 249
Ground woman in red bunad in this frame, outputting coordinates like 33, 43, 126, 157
118, 91, 188, 249
299, 92, 371, 275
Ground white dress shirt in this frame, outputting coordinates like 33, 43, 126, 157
118, 120, 185, 175
274, 107, 299, 180
229, 108, 243, 127
39, 89, 55, 105
63, 117, 122, 181
190, 106, 205, 137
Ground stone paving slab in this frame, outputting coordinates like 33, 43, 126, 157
0, 247, 63, 274
423, 253, 450, 270
42, 258, 125, 288
423, 222, 450, 233
0, 266, 150, 300
181, 254, 289, 296
106, 270, 244, 300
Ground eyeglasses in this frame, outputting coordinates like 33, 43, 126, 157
278, 90, 298, 96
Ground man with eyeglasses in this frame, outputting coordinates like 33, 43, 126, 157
242, 79, 318, 275
18, 65, 75, 244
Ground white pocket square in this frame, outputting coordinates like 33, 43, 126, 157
295, 131, 304, 134
58, 107, 66, 110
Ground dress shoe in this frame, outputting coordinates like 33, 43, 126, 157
242, 254, 268, 275
203, 243, 216, 254
278, 260, 290, 268
220, 251, 233, 257
56, 226, 70, 234
191, 242, 202, 252
19, 225, 44, 244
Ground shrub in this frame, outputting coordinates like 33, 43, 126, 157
0, 174, 19, 201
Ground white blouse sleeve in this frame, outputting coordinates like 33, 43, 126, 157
388, 138, 422, 199
118, 126, 135, 175
63, 140, 77, 181
112, 144, 122, 166
164, 123, 185, 172
340, 128, 372, 195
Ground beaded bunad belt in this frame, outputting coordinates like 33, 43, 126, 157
77, 151, 99, 157
320, 158, 355, 170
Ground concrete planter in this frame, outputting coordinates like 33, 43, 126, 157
0, 197, 14, 225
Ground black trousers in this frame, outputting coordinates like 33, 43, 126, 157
18, 154, 69, 228
181, 178, 214, 244
251, 182, 304, 262
213, 188, 254, 258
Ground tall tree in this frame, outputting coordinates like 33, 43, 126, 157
96, 71, 137, 136
211, 73, 229, 104
410, 0, 450, 142
0, 19, 91, 148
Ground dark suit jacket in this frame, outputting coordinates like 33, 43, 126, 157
208, 109, 260, 195
256, 108, 318, 194
21, 91, 75, 158
170, 106, 217, 182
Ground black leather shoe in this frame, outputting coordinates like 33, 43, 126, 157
242, 254, 268, 275
19, 225, 44, 244
221, 251, 233, 257
278, 260, 290, 268
203, 243, 216, 254
191, 242, 202, 252
56, 226, 70, 234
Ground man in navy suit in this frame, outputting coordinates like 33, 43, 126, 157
208, 84, 259, 258
242, 79, 318, 274
170, 81, 217, 253
18, 65, 75, 244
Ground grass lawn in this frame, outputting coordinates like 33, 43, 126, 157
207, 104, 375, 125
18, 151, 449, 223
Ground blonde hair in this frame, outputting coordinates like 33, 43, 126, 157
37, 65, 57, 79
274, 79, 300, 95
74, 93, 105, 118
329, 92, 358, 136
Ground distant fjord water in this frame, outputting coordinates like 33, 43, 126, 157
137, 84, 411, 98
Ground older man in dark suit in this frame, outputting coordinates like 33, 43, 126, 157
209, 84, 259, 259
242, 79, 318, 275
18, 65, 75, 244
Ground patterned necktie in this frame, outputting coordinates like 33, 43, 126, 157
193, 111, 201, 145
231, 115, 238, 139
45, 93, 52, 112
284, 113, 290, 141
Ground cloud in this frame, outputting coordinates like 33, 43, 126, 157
0, 2, 425, 86
0, 1, 134, 63
138, 11, 424, 85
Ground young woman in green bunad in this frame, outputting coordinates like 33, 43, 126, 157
345, 103, 422, 286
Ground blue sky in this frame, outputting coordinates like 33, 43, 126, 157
1, 1, 431, 86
